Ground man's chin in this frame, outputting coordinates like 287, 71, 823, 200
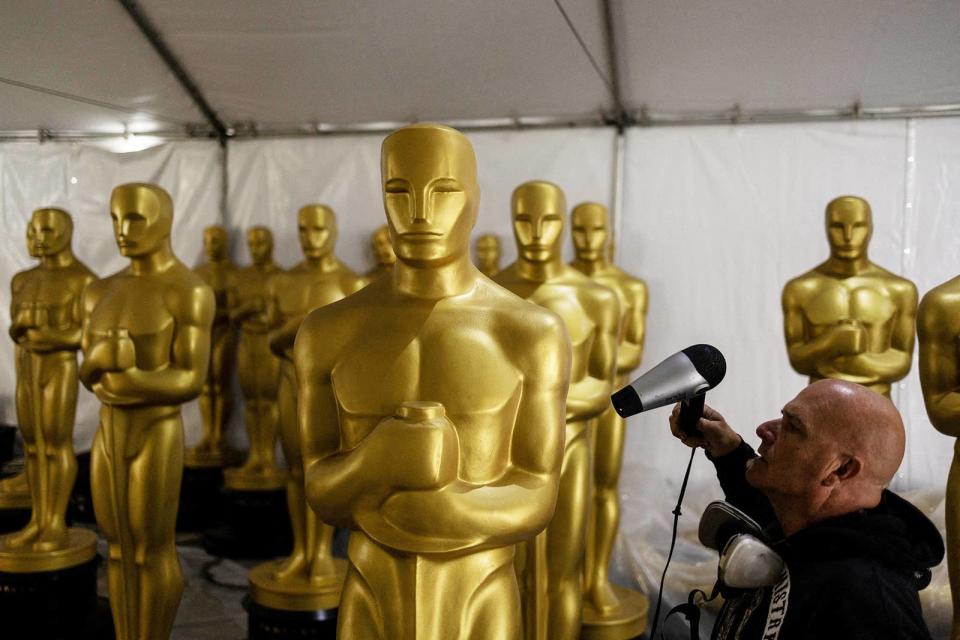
744, 458, 765, 487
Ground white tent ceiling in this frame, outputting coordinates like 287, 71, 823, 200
1, 0, 958, 137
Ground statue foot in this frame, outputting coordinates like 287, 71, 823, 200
32, 527, 69, 552
587, 581, 622, 614
0, 472, 29, 495
5, 520, 41, 548
308, 557, 337, 585
272, 552, 308, 582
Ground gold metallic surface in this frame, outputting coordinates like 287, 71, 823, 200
81, 183, 214, 640
918, 275, 960, 640
570, 202, 649, 636
494, 182, 620, 640
0, 473, 32, 509
361, 224, 396, 285
224, 226, 285, 491
185, 225, 241, 468
1, 208, 96, 570
248, 205, 363, 610
782, 196, 917, 397
299, 125, 569, 640
0, 527, 96, 573
475, 233, 502, 277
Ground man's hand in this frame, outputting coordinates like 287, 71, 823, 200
669, 402, 741, 458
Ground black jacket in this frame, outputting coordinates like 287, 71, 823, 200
709, 441, 944, 640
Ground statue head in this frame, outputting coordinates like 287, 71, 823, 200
371, 224, 396, 267
246, 226, 274, 265
109, 183, 173, 257
571, 202, 609, 262
511, 181, 566, 263
381, 124, 479, 266
203, 225, 229, 261
28, 207, 73, 257
825, 196, 872, 260
297, 204, 337, 260
475, 234, 501, 273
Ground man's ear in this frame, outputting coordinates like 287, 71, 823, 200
824, 456, 863, 486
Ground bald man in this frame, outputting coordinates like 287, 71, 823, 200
670, 380, 942, 640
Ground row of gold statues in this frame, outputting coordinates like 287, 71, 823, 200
0, 124, 957, 640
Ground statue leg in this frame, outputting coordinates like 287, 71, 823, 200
461, 560, 521, 640
274, 370, 307, 579
129, 415, 184, 640
197, 382, 214, 450
545, 433, 590, 640
585, 406, 626, 612
306, 514, 336, 583
948, 447, 960, 640
338, 565, 387, 639
33, 357, 78, 550
6, 355, 41, 547
91, 414, 126, 638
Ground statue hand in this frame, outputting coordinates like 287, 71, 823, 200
829, 321, 867, 356
88, 329, 137, 371
371, 411, 460, 491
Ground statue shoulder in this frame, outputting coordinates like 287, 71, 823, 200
919, 277, 960, 337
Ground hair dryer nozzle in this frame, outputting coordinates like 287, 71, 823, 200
611, 385, 643, 418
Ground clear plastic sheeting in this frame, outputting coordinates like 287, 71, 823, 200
226, 127, 617, 270
0, 140, 223, 451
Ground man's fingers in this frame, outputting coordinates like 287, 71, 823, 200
700, 404, 724, 421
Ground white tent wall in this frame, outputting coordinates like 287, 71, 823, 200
0, 140, 223, 452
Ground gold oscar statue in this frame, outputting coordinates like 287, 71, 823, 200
494, 182, 621, 640
80, 183, 214, 640
919, 276, 960, 640
570, 202, 649, 639
247, 204, 363, 612
475, 233, 502, 277
0, 208, 97, 572
185, 225, 241, 468
298, 124, 570, 640
223, 227, 284, 490
361, 224, 396, 285
782, 196, 917, 397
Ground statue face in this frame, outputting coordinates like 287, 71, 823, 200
28, 209, 71, 257
203, 226, 228, 261
825, 196, 872, 260
381, 125, 479, 265
512, 182, 565, 263
246, 227, 273, 264
371, 225, 396, 266
298, 205, 336, 260
475, 234, 500, 267
571, 203, 608, 262
109, 183, 173, 258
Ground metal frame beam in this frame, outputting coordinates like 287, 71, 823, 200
600, 0, 630, 130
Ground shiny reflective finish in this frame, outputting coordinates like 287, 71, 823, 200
81, 183, 215, 640
783, 196, 917, 397
300, 125, 569, 639
248, 205, 361, 611
224, 227, 284, 491
361, 224, 396, 285
185, 225, 241, 468
475, 233, 502, 277
0, 208, 98, 573
570, 202, 649, 638
918, 275, 960, 640
495, 182, 620, 640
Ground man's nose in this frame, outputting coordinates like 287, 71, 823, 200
756, 419, 779, 445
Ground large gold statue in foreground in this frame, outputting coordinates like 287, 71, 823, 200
918, 276, 960, 640
247, 205, 362, 610
570, 202, 649, 638
81, 183, 214, 640
362, 224, 396, 284
185, 225, 240, 467
782, 196, 917, 397
475, 233, 502, 276
300, 125, 569, 640
224, 226, 284, 490
0, 208, 97, 572
494, 182, 620, 640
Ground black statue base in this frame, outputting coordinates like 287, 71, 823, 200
203, 487, 292, 559
245, 596, 339, 640
178, 466, 224, 532
0, 555, 108, 639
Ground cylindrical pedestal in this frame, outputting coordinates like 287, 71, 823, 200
244, 596, 338, 640
177, 465, 225, 532
581, 584, 649, 640
203, 487, 292, 559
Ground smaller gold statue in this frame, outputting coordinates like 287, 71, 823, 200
185, 225, 241, 468
0, 208, 97, 573
494, 182, 621, 640
918, 276, 960, 640
782, 196, 918, 397
247, 205, 362, 612
475, 233, 502, 276
361, 224, 396, 284
81, 183, 214, 640
570, 202, 649, 638
224, 227, 284, 490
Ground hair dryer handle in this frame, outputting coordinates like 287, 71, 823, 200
678, 393, 705, 437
